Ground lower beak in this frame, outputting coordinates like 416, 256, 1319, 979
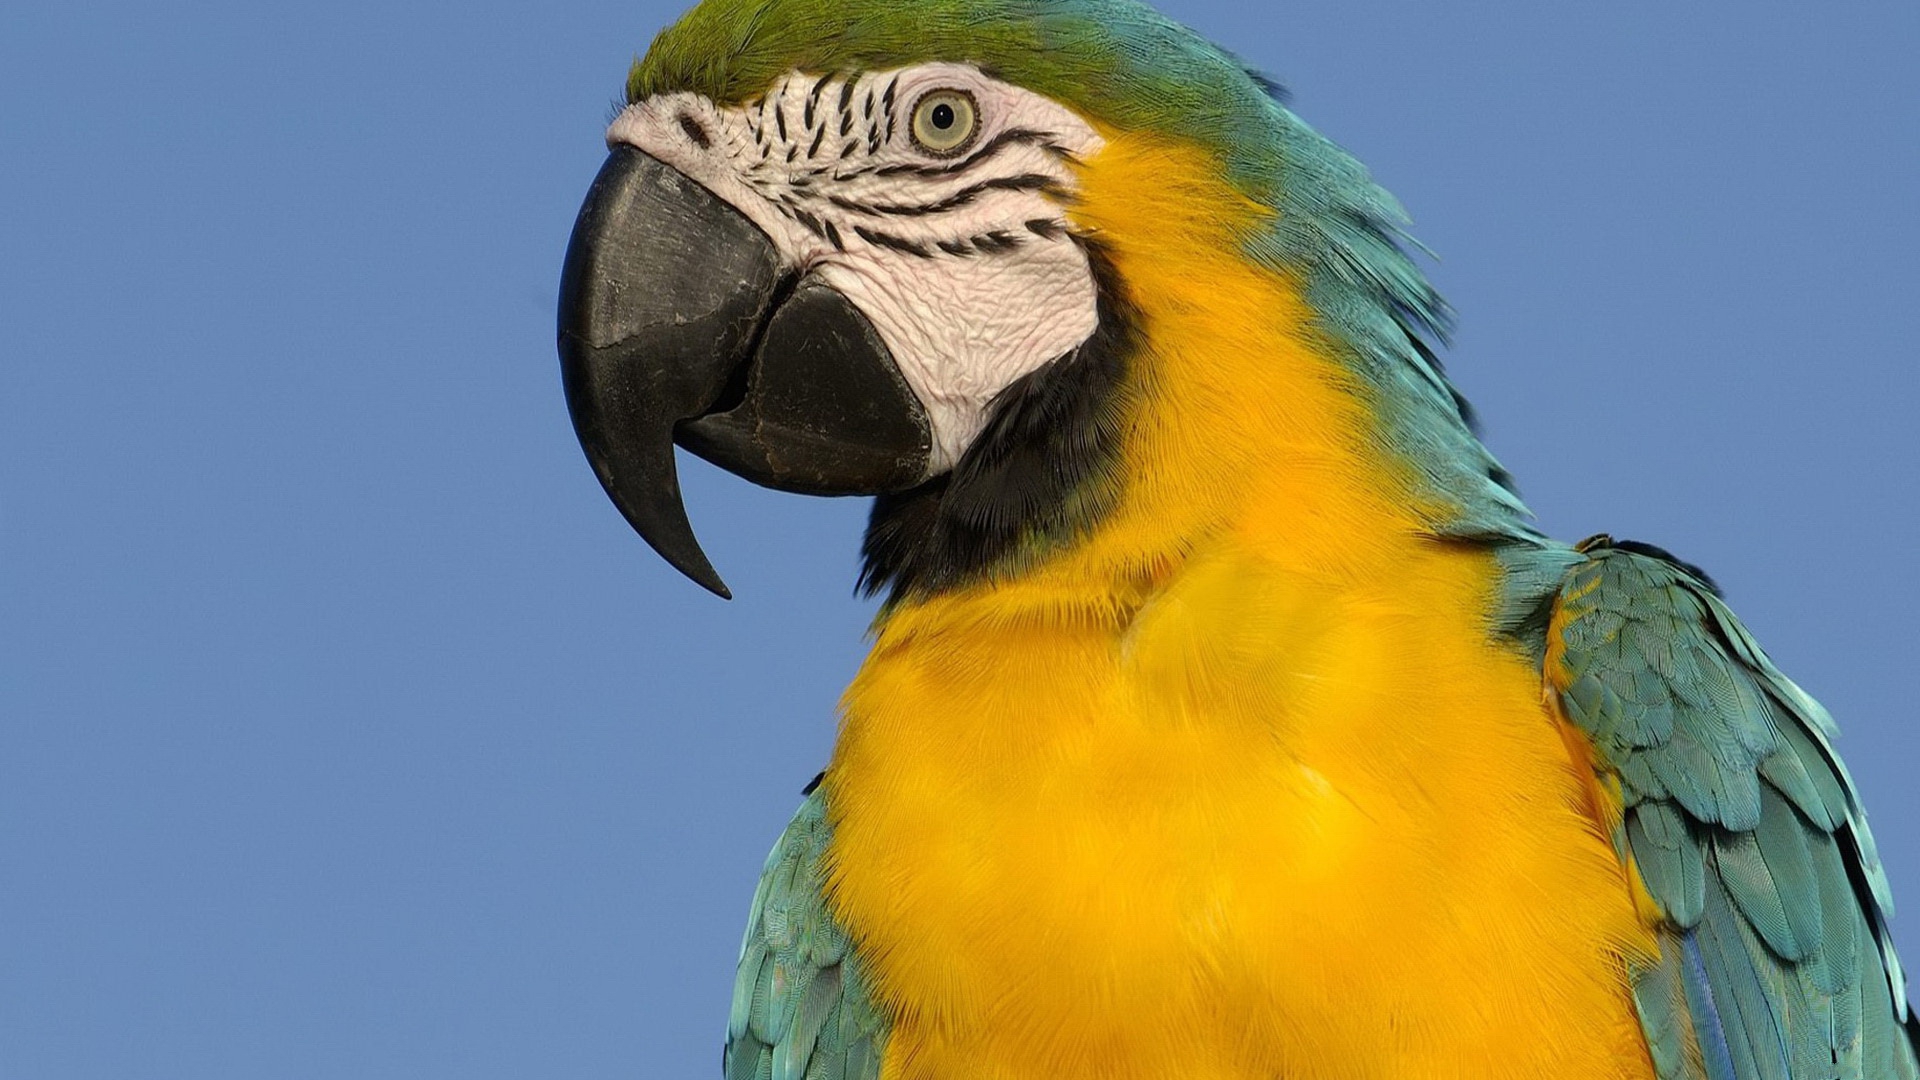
557, 147, 932, 597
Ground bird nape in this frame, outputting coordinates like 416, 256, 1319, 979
554, 1, 1919, 1077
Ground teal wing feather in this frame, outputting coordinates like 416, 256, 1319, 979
1548, 539, 1919, 1080
725, 783, 888, 1080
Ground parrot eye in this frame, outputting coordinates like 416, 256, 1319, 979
909, 89, 978, 155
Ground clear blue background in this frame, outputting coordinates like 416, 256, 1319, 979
3, 2, 1915, 1076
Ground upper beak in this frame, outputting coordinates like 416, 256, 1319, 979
557, 147, 932, 597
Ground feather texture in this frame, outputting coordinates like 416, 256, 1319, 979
1548, 540, 1919, 1080
726, 789, 886, 1080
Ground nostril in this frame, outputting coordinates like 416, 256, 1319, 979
677, 112, 713, 150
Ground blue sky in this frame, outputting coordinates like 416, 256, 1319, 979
3, 2, 1916, 1076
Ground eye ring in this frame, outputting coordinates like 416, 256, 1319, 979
909, 88, 979, 156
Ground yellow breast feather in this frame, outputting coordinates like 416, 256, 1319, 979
823, 129, 1659, 1080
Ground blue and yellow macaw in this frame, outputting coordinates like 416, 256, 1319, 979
554, 1, 1919, 1076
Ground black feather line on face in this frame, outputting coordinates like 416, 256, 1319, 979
852, 225, 932, 257
971, 229, 1021, 253
839, 128, 1060, 181
828, 173, 1061, 218
858, 244, 1137, 602
792, 206, 829, 240
805, 72, 831, 129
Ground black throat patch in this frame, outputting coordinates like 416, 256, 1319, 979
857, 245, 1140, 603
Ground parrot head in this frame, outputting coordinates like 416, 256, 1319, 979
558, 0, 1526, 600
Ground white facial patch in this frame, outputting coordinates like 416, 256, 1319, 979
606, 63, 1105, 474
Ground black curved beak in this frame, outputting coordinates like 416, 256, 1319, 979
558, 147, 932, 597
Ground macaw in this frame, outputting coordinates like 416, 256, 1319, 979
554, 1, 1919, 1077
